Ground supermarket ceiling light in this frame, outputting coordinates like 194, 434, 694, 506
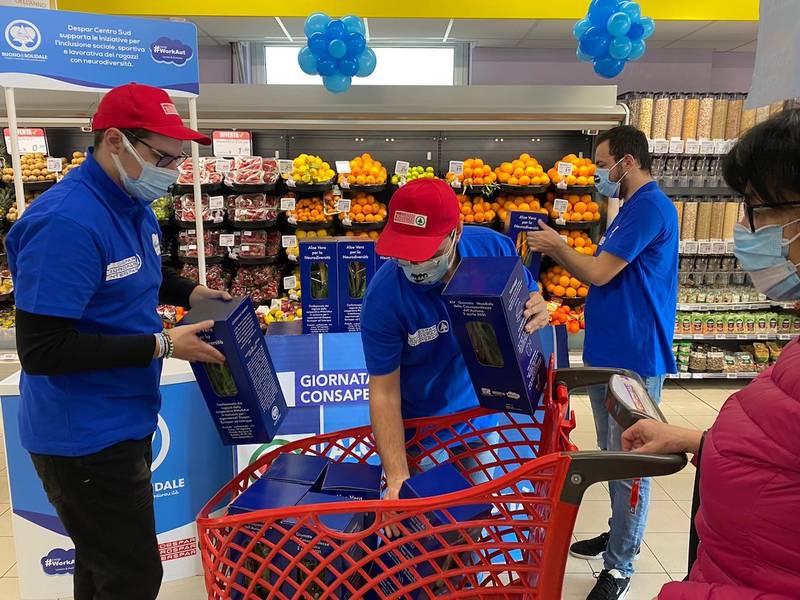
275, 17, 293, 42
442, 19, 454, 43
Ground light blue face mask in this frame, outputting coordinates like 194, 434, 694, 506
734, 218, 800, 300
594, 157, 627, 198
397, 233, 457, 286
111, 136, 178, 207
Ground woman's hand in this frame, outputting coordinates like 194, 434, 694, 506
622, 420, 705, 455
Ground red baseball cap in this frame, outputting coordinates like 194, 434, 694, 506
92, 83, 211, 145
377, 178, 460, 262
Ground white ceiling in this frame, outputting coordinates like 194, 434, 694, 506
190, 18, 758, 52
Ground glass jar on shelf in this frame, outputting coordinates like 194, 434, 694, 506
652, 92, 670, 139
710, 94, 729, 139
667, 93, 686, 139
697, 94, 715, 139
740, 103, 757, 136
681, 197, 699, 241
695, 198, 713, 240
725, 93, 744, 140
637, 92, 655, 138
682, 93, 700, 140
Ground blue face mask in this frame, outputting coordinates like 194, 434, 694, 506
734, 218, 800, 300
112, 136, 178, 207
594, 157, 627, 198
397, 233, 457, 286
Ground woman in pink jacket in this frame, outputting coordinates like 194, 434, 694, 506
623, 108, 800, 600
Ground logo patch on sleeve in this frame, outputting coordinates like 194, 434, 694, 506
393, 210, 427, 228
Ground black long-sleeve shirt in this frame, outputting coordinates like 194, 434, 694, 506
17, 266, 197, 376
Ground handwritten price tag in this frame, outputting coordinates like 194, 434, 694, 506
46, 157, 62, 173
280, 198, 296, 211
553, 198, 570, 214
448, 161, 464, 175
557, 162, 573, 177
394, 161, 409, 176
278, 160, 293, 174
337, 199, 351, 213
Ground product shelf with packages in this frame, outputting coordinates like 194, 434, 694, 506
197, 363, 686, 599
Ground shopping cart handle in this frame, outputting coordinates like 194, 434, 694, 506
560, 451, 688, 506
553, 367, 645, 392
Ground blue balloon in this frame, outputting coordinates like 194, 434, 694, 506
308, 32, 328, 58
639, 16, 656, 39
619, 1, 642, 20
304, 12, 331, 38
297, 47, 318, 75
338, 57, 359, 76
627, 22, 644, 40
593, 56, 626, 79
580, 27, 611, 59
588, 0, 617, 28
607, 12, 632, 37
341, 14, 365, 36
577, 47, 593, 62
317, 58, 337, 77
356, 47, 377, 77
323, 74, 351, 94
609, 35, 633, 59
326, 19, 346, 41
628, 38, 646, 60
345, 32, 366, 58
572, 18, 591, 41
329, 38, 347, 59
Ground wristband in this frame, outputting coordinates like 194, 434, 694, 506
153, 334, 164, 359
162, 329, 175, 360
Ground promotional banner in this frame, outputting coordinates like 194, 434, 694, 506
0, 6, 199, 95
1, 381, 233, 600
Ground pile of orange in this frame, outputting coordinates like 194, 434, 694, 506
340, 153, 388, 187
547, 154, 597, 187
447, 158, 498, 187
541, 265, 590, 299
560, 230, 598, 255
457, 194, 496, 224
495, 153, 551, 187
543, 193, 602, 222
345, 230, 381, 239
289, 196, 335, 224
495, 194, 549, 224
340, 193, 388, 224
548, 303, 585, 334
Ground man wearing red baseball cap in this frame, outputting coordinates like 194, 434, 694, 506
6, 83, 227, 600
361, 178, 549, 509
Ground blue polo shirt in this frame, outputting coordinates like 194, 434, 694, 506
361, 227, 536, 430
584, 181, 678, 377
6, 150, 164, 456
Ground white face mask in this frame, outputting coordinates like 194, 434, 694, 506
396, 233, 457, 286
111, 136, 178, 206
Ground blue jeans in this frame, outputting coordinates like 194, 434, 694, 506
587, 373, 665, 577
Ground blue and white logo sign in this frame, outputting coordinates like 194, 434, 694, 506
5, 19, 40, 53
0, 7, 199, 96
41, 548, 74, 576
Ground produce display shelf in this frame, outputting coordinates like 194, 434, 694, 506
227, 183, 278, 193
229, 220, 278, 230
230, 255, 279, 266
667, 372, 758, 380
676, 303, 773, 312
20, 181, 56, 191
455, 184, 496, 197
552, 220, 597, 230
674, 333, 799, 341
285, 181, 335, 194
341, 221, 385, 231
497, 184, 549, 196
177, 256, 225, 266
288, 220, 336, 231
173, 183, 223, 194
176, 221, 225, 230
561, 185, 595, 194
340, 184, 386, 194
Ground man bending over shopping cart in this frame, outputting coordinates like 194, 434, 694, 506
360, 178, 550, 507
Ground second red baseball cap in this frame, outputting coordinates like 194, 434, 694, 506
92, 83, 211, 145
376, 178, 460, 262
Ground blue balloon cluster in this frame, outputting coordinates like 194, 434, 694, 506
574, 0, 654, 78
298, 13, 377, 94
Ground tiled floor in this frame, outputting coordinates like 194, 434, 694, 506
0, 380, 742, 600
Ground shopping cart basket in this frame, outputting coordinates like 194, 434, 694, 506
197, 366, 686, 599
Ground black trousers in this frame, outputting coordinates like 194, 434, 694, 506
30, 437, 163, 600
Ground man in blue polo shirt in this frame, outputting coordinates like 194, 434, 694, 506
361, 178, 550, 508
528, 125, 678, 600
6, 83, 229, 600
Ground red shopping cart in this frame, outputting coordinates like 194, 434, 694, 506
197, 366, 685, 599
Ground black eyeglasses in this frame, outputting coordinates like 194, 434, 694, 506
743, 199, 800, 232
124, 131, 188, 168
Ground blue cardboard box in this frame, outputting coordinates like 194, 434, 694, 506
181, 297, 288, 445
300, 240, 340, 334
506, 211, 543, 281
442, 256, 548, 415
368, 463, 492, 599
337, 240, 377, 333
266, 453, 330, 487
320, 462, 382, 501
